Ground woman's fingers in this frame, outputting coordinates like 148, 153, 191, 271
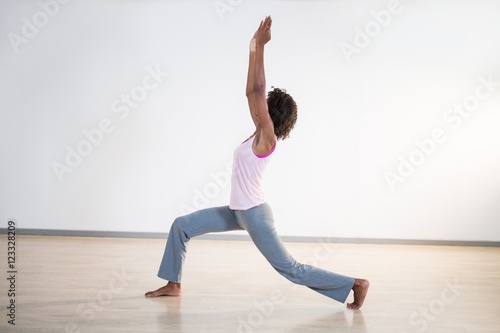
259, 16, 271, 30
265, 16, 272, 26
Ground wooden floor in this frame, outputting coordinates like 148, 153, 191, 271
1, 236, 499, 333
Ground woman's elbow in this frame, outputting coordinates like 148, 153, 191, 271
251, 84, 266, 95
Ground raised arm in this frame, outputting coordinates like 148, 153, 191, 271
246, 16, 276, 154
246, 36, 259, 128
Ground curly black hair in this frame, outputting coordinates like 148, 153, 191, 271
267, 87, 298, 140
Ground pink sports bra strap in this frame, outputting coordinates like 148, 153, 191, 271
255, 143, 276, 158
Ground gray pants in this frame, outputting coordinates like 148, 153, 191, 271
158, 203, 354, 303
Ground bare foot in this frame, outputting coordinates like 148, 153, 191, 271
145, 282, 182, 297
347, 278, 369, 310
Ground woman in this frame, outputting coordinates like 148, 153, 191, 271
146, 16, 369, 310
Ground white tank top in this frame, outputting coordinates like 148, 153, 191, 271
229, 135, 276, 210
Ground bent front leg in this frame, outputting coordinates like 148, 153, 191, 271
157, 206, 242, 282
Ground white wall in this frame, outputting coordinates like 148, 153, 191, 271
1, 0, 499, 241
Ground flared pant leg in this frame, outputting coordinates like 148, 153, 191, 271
157, 206, 242, 282
235, 203, 355, 303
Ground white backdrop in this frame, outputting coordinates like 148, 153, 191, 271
1, 0, 499, 241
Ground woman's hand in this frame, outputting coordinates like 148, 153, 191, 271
254, 16, 272, 47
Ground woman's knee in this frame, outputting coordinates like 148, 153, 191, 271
171, 216, 187, 233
